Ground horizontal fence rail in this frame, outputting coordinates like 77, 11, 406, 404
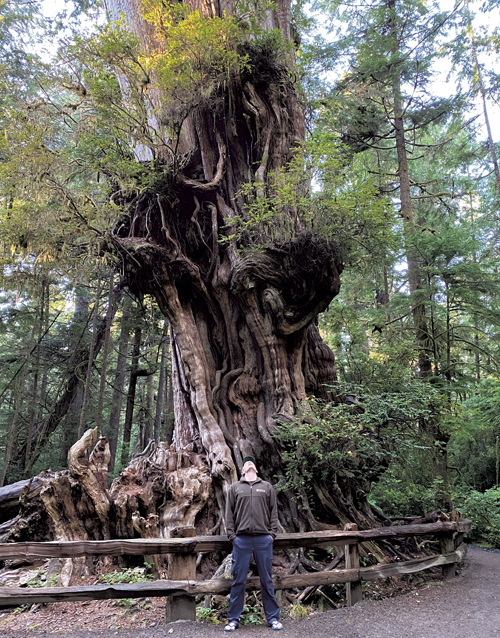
0, 520, 471, 561
0, 545, 467, 607
0, 519, 472, 613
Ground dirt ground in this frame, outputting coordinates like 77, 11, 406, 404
0, 546, 498, 638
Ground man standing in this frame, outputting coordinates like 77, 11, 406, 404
224, 456, 283, 632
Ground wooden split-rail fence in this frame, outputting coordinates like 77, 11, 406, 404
0, 519, 472, 622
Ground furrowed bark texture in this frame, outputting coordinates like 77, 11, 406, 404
103, 0, 351, 532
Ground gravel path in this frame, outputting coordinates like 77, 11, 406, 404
1, 546, 499, 638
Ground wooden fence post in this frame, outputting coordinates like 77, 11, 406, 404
440, 511, 463, 581
344, 523, 362, 607
165, 526, 196, 623
440, 531, 456, 580
450, 510, 464, 552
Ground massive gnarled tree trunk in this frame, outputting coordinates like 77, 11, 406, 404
101, 0, 351, 534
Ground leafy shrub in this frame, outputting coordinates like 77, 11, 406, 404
196, 606, 222, 625
240, 603, 264, 624
453, 487, 500, 548
369, 468, 442, 517
273, 383, 436, 500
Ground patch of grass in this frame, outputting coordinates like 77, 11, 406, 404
98, 567, 153, 585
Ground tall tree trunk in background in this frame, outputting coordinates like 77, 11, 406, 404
61, 285, 90, 463
145, 371, 155, 446
388, 0, 449, 507
78, 267, 103, 438
135, 373, 154, 452
38, 279, 50, 420
1, 306, 38, 486
120, 325, 142, 468
389, 0, 432, 377
106, 0, 355, 532
24, 278, 46, 474
475, 335, 480, 380
154, 325, 169, 443
135, 379, 146, 453
95, 270, 117, 434
107, 297, 132, 472
164, 331, 174, 445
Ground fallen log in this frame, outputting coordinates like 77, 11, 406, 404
0, 478, 44, 524
0, 545, 467, 607
0, 521, 471, 561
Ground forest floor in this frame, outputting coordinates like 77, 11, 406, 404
0, 546, 498, 638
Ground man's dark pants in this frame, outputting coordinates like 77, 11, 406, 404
227, 534, 280, 625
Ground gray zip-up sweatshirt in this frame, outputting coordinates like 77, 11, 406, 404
225, 477, 278, 542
